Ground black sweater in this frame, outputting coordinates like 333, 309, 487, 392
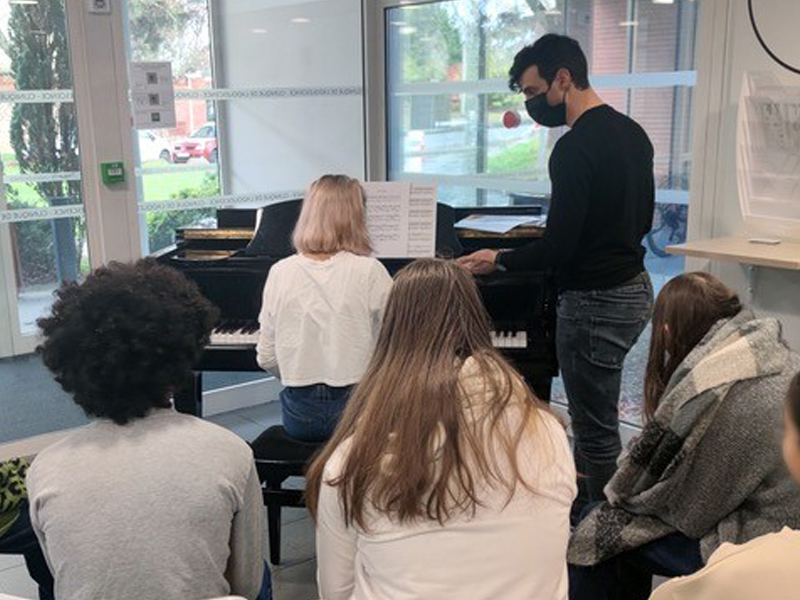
498, 105, 655, 291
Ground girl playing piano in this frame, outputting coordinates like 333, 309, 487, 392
256, 174, 392, 443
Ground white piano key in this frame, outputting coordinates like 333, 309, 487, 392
209, 328, 260, 346
490, 330, 527, 349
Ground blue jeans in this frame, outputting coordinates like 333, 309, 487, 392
280, 384, 353, 443
569, 533, 703, 600
557, 272, 653, 521
0, 502, 54, 600
256, 563, 272, 600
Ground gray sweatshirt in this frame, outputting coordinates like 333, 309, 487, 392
27, 408, 264, 600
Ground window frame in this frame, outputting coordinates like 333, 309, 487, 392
366, 0, 700, 208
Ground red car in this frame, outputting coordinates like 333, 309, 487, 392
172, 123, 218, 164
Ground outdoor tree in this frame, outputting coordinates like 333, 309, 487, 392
128, 0, 210, 77
0, 0, 82, 285
402, 4, 463, 83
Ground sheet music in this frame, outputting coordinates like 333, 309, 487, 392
408, 183, 437, 257
363, 182, 436, 258
455, 214, 546, 234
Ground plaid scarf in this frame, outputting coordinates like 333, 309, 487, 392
569, 310, 790, 566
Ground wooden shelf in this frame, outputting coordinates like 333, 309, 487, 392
667, 236, 800, 270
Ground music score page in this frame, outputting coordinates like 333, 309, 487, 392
362, 182, 437, 258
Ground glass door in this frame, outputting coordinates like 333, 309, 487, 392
0, 0, 100, 447
0, 0, 89, 358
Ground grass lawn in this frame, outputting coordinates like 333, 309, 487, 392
2, 153, 217, 207
140, 161, 217, 202
486, 139, 540, 175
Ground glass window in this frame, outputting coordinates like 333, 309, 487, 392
126, 0, 365, 255
385, 0, 700, 426
0, 0, 89, 337
124, 0, 220, 255
125, 0, 365, 397
0, 0, 91, 441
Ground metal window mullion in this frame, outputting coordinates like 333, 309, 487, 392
138, 190, 305, 214
207, 0, 229, 195
173, 86, 363, 101
0, 204, 85, 224
391, 72, 697, 97
0, 90, 74, 103
4, 172, 82, 184
135, 164, 216, 177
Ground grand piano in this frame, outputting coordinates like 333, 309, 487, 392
154, 200, 558, 416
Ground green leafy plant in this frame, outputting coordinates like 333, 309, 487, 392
145, 173, 219, 252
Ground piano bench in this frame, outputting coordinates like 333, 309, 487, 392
251, 426, 324, 565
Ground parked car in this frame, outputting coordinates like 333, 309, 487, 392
138, 130, 172, 163
172, 123, 218, 164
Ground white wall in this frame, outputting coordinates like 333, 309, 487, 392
692, 0, 800, 348
214, 0, 365, 195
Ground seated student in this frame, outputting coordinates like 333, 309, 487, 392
650, 370, 800, 598
256, 174, 392, 443
28, 259, 268, 600
306, 258, 577, 600
0, 457, 53, 600
569, 272, 800, 600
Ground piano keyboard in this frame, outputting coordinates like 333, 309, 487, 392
209, 324, 526, 349
209, 321, 260, 346
491, 330, 528, 349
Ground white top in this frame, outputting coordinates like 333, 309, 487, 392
27, 409, 264, 600
257, 252, 393, 387
651, 527, 800, 600
315, 362, 577, 600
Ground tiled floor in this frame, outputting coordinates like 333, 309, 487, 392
0, 552, 37, 599
0, 401, 320, 600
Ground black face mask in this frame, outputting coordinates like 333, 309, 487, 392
525, 85, 567, 128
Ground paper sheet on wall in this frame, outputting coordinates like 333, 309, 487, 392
363, 182, 437, 258
130, 62, 176, 129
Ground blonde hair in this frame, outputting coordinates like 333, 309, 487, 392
306, 258, 556, 529
292, 174, 372, 256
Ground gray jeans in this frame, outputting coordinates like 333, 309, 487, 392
556, 272, 654, 521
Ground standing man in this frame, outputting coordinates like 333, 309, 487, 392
459, 34, 654, 520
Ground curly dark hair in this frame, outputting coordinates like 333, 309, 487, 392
37, 258, 218, 425
509, 34, 590, 92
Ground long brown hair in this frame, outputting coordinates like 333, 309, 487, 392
306, 258, 553, 529
643, 272, 742, 420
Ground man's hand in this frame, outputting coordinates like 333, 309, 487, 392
457, 249, 499, 275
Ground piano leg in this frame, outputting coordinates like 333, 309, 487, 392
515, 362, 552, 403
174, 371, 203, 417
530, 377, 552, 403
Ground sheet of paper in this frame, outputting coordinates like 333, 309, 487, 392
130, 62, 176, 129
363, 182, 437, 258
408, 183, 437, 257
455, 214, 546, 234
